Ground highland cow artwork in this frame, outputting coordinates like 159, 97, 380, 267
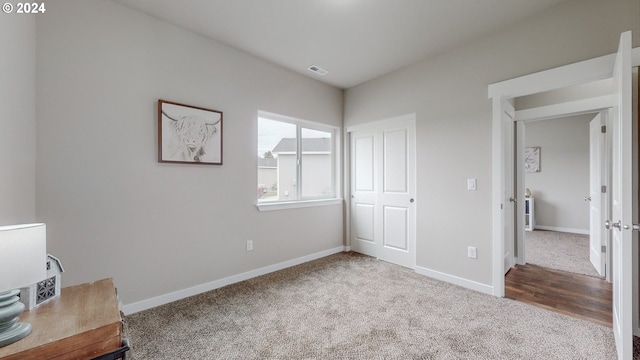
158, 100, 223, 165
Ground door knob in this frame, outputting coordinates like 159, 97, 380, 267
605, 220, 621, 230
509, 197, 517, 203
623, 224, 640, 231
410, 198, 414, 203
584, 196, 591, 201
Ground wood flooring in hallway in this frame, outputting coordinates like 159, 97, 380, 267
505, 263, 612, 328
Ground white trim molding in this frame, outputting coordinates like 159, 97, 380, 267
533, 225, 589, 235
489, 48, 639, 100
122, 246, 347, 315
257, 198, 343, 212
414, 265, 493, 296
514, 95, 613, 122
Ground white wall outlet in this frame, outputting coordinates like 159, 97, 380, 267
467, 246, 477, 259
246, 240, 253, 251
467, 178, 477, 191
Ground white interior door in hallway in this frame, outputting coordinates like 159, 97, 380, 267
589, 112, 607, 277
608, 32, 634, 360
349, 114, 416, 269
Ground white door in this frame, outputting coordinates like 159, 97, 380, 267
350, 129, 378, 258
349, 115, 416, 269
515, 120, 526, 265
502, 100, 516, 274
609, 31, 633, 360
589, 113, 606, 276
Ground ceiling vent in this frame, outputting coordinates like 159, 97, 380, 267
307, 65, 328, 76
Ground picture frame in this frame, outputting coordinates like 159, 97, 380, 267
524, 146, 540, 173
158, 99, 223, 165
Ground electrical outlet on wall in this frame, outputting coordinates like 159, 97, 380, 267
467, 246, 477, 259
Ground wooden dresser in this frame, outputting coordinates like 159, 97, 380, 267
0, 278, 123, 360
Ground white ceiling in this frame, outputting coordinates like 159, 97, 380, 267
113, 0, 570, 89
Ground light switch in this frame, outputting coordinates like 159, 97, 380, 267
467, 178, 477, 191
468, 246, 477, 259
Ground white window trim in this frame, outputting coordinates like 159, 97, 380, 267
257, 111, 342, 211
256, 198, 343, 212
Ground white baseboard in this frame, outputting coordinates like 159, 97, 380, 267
122, 246, 347, 315
414, 265, 493, 296
533, 225, 589, 235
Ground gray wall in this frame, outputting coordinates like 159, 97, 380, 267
35, 0, 343, 306
344, 0, 639, 286
524, 114, 594, 233
0, 15, 36, 225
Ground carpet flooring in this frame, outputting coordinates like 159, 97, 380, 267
125, 252, 616, 359
525, 230, 601, 278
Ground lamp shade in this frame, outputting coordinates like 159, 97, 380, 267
0, 223, 47, 293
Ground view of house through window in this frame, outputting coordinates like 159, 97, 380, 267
258, 112, 335, 202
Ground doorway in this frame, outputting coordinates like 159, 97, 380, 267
521, 112, 608, 279
510, 77, 614, 274
507, 97, 612, 327
490, 32, 638, 358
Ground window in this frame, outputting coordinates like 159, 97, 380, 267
257, 111, 340, 210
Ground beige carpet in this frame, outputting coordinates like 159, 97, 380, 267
525, 230, 601, 278
124, 252, 616, 359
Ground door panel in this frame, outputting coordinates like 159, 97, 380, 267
355, 203, 375, 242
610, 30, 633, 360
351, 131, 377, 258
589, 113, 605, 276
379, 121, 416, 268
515, 121, 526, 265
354, 136, 375, 192
502, 100, 516, 274
383, 206, 408, 250
383, 129, 408, 193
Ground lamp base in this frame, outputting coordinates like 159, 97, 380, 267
0, 289, 32, 348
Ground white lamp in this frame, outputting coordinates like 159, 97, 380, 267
0, 223, 46, 347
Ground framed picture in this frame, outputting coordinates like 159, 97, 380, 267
524, 146, 540, 173
158, 100, 223, 165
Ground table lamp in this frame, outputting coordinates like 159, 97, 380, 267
0, 223, 46, 348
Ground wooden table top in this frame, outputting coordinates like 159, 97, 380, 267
0, 278, 122, 359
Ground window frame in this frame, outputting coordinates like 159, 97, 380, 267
256, 111, 341, 212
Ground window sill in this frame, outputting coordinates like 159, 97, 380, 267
256, 198, 343, 212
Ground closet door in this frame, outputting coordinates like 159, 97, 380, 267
349, 115, 416, 269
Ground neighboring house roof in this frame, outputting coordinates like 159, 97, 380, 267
258, 157, 277, 168
271, 138, 331, 154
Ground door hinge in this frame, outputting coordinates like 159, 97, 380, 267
601, 125, 606, 133
601, 245, 606, 253
601, 185, 606, 193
